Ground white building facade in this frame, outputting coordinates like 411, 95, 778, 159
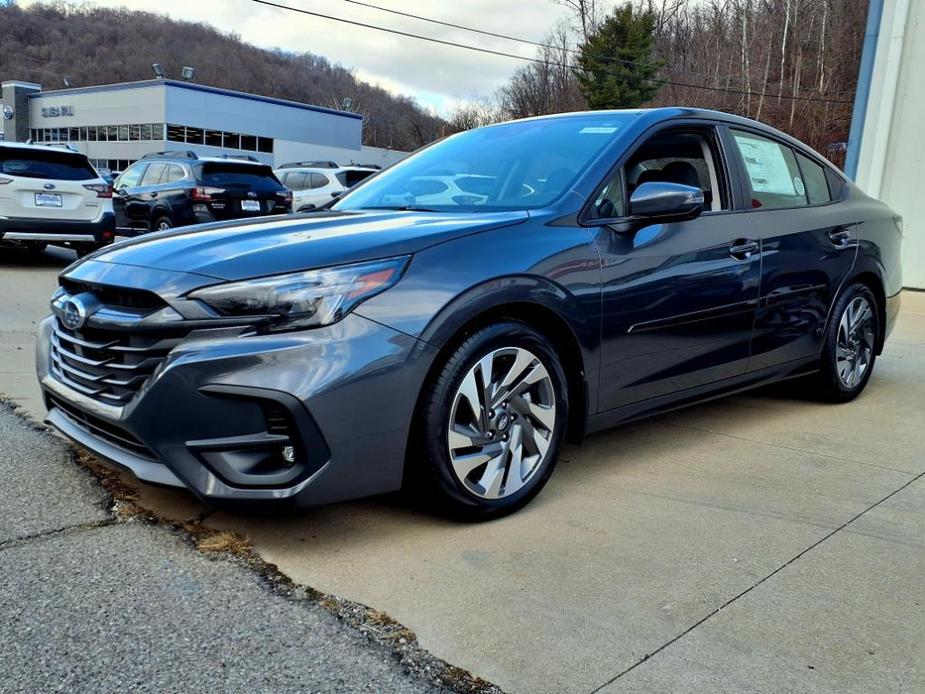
1, 78, 406, 172
848, 0, 924, 288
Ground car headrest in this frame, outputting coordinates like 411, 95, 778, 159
634, 169, 664, 187
661, 161, 701, 189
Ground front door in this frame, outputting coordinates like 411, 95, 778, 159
591, 124, 761, 411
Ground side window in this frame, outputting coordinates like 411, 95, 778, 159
590, 127, 727, 220
311, 173, 331, 189
115, 164, 146, 189
730, 130, 807, 209
286, 172, 309, 190
592, 174, 625, 219
795, 152, 832, 205
140, 162, 167, 186
164, 165, 185, 183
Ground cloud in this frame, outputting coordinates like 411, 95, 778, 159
21, 0, 567, 113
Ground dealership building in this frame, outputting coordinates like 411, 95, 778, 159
0, 78, 405, 172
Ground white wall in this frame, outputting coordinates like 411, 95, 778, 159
854, 0, 924, 288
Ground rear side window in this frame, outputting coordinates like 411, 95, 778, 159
310, 173, 330, 189
0, 148, 97, 181
140, 163, 167, 186
164, 164, 186, 184
199, 162, 280, 189
336, 169, 376, 188
283, 172, 309, 190
795, 152, 832, 205
730, 130, 807, 209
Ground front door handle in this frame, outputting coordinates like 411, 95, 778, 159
828, 226, 852, 246
729, 239, 759, 260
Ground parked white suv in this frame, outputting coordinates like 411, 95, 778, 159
275, 161, 378, 212
0, 143, 115, 256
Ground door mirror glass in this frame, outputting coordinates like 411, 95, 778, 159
629, 181, 704, 220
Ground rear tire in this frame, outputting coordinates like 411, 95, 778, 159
807, 283, 880, 402
153, 216, 173, 232
74, 243, 99, 259
413, 321, 568, 520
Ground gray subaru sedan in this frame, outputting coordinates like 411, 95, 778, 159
37, 109, 902, 519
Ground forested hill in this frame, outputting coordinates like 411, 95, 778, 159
0, 2, 443, 150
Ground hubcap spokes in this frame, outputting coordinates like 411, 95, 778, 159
448, 346, 556, 499
835, 296, 874, 389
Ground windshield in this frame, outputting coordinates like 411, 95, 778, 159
334, 114, 634, 212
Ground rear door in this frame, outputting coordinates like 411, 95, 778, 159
724, 127, 858, 370
0, 147, 102, 221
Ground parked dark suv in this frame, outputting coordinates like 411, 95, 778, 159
112, 151, 292, 234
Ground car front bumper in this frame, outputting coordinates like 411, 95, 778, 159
37, 312, 437, 506
1, 212, 116, 244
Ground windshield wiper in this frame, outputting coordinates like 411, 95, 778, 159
359, 205, 444, 212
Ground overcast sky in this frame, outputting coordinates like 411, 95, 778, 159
22, 0, 572, 114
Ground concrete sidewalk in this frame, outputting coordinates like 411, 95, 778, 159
0, 405, 454, 693
3, 245, 924, 693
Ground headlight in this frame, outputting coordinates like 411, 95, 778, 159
189, 256, 409, 332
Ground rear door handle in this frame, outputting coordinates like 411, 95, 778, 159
828, 226, 852, 246
729, 239, 759, 260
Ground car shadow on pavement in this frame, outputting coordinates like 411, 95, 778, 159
0, 246, 76, 269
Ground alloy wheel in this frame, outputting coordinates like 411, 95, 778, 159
447, 346, 557, 499
835, 295, 875, 389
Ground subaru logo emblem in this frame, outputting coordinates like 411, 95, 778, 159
43, 183, 56, 190
61, 297, 86, 330
247, 191, 257, 198
1, 104, 12, 120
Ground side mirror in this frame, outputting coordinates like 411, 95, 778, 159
629, 181, 704, 220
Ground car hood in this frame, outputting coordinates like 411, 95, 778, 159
89, 209, 529, 280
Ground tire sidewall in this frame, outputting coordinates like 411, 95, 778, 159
424, 322, 569, 518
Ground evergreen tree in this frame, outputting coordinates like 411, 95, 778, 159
575, 4, 663, 109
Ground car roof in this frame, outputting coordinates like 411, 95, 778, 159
486, 107, 840, 173
274, 165, 377, 173
0, 142, 87, 156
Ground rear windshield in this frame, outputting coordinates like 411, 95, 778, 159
0, 148, 97, 181
199, 162, 281, 189
336, 169, 376, 187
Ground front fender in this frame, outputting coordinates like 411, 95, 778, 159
356, 221, 603, 413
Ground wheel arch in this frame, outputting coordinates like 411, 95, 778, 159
409, 279, 596, 464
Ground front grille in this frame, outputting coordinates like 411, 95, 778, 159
59, 278, 166, 311
49, 318, 190, 405
48, 394, 156, 460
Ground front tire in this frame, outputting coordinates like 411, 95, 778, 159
812, 283, 880, 402
415, 321, 568, 520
